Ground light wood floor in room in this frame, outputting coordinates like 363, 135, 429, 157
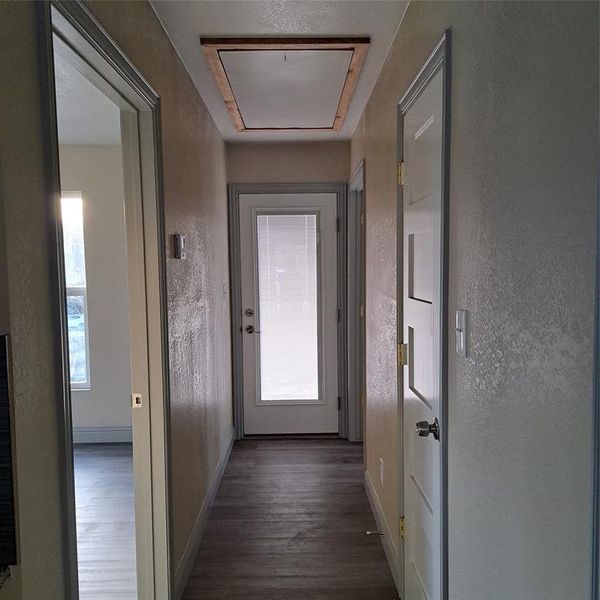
74, 443, 136, 600
183, 438, 398, 600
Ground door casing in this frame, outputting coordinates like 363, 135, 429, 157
228, 183, 348, 439
592, 141, 600, 600
347, 162, 366, 442
40, 1, 172, 597
397, 31, 451, 600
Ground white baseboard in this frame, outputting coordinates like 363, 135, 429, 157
72, 426, 132, 444
173, 426, 235, 599
364, 470, 403, 597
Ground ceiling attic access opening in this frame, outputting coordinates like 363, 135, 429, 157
201, 37, 370, 132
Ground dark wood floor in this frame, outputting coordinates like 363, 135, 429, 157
183, 439, 398, 600
74, 443, 137, 600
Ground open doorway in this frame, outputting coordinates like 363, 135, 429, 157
55, 49, 139, 598
48, 3, 170, 598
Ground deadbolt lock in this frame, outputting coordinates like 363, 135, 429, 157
416, 417, 440, 440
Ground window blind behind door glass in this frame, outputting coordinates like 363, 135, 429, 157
256, 214, 319, 401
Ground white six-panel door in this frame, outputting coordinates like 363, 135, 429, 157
402, 67, 444, 600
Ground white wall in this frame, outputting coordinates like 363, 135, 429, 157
59, 145, 132, 442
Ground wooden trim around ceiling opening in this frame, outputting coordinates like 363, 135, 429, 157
200, 37, 370, 132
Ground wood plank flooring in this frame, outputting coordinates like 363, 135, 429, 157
183, 439, 398, 600
74, 443, 137, 600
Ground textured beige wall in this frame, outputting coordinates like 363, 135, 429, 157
352, 2, 598, 599
227, 142, 350, 183
0, 2, 68, 598
85, 0, 233, 577
0, 1, 233, 595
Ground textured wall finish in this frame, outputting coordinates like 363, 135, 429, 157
351, 2, 598, 599
86, 0, 233, 577
226, 142, 350, 183
351, 100, 400, 571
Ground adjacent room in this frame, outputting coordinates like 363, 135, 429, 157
54, 38, 137, 600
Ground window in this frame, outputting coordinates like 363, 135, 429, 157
61, 193, 90, 389
256, 213, 320, 401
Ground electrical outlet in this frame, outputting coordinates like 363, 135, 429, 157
379, 457, 384, 487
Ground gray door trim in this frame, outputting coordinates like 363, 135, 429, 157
36, 5, 78, 595
592, 171, 600, 600
228, 183, 348, 439
397, 30, 451, 600
39, 1, 172, 596
347, 162, 366, 442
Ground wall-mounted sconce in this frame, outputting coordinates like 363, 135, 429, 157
174, 234, 186, 259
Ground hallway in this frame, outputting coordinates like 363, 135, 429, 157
183, 439, 398, 600
0, 2, 598, 600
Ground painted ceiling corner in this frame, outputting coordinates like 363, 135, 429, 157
150, 0, 410, 141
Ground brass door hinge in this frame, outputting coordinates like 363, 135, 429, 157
399, 516, 405, 540
397, 161, 406, 186
397, 343, 408, 367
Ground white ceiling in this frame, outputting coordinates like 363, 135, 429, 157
150, 0, 409, 142
54, 54, 121, 145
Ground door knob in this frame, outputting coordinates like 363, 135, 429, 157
416, 417, 440, 440
245, 325, 261, 334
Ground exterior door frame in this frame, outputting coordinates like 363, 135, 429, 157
228, 183, 348, 439
397, 31, 451, 600
39, 1, 172, 597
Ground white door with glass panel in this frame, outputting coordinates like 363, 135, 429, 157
239, 193, 339, 434
402, 66, 444, 600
